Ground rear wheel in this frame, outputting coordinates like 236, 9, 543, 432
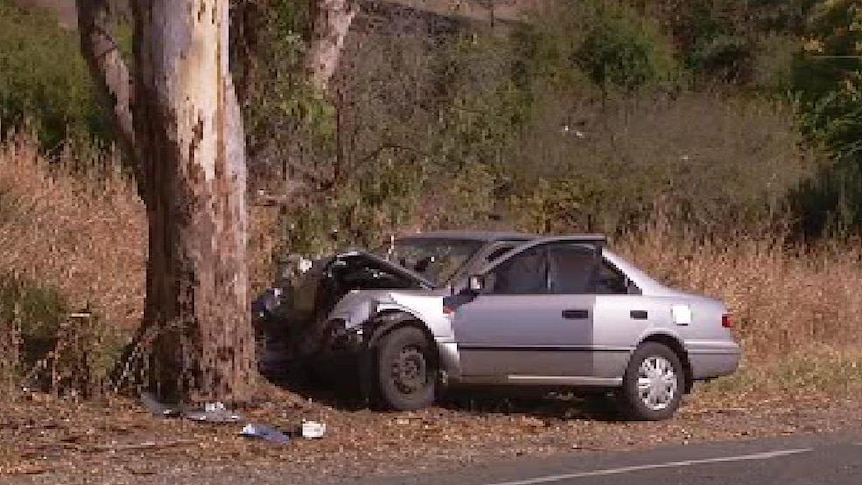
618, 342, 684, 421
375, 326, 436, 411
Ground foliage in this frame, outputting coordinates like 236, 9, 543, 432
670, 0, 755, 83
0, 273, 123, 396
246, 0, 820, 258
0, 0, 108, 147
0, 274, 68, 374
234, 0, 336, 185
282, 153, 427, 255
629, 0, 818, 87
573, 2, 676, 93
791, 0, 862, 235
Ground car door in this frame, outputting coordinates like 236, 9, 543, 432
452, 243, 598, 381
590, 256, 656, 379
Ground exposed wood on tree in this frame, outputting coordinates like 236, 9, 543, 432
306, 0, 360, 92
77, 0, 255, 403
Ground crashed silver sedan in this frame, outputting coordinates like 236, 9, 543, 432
254, 231, 741, 420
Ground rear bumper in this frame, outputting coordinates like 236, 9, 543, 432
688, 342, 742, 380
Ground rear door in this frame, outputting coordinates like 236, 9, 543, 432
452, 243, 599, 380
590, 257, 653, 379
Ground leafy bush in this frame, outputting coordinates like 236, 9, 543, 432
573, 2, 676, 93
0, 0, 109, 147
253, 0, 817, 257
280, 152, 427, 255
233, 0, 337, 187
0, 273, 123, 397
751, 34, 798, 90
670, 0, 755, 83
790, 0, 862, 235
0, 273, 68, 370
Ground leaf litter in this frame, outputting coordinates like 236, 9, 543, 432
0, 381, 859, 484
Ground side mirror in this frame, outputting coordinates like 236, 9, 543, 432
468, 275, 485, 293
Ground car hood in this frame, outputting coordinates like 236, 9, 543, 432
326, 249, 438, 289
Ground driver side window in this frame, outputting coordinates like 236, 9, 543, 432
486, 246, 548, 295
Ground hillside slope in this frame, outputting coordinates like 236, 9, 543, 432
10, 0, 77, 28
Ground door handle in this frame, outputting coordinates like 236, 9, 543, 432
630, 310, 648, 320
562, 309, 589, 320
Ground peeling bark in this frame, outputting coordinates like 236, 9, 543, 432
78, 0, 255, 403
305, 0, 359, 92
76, 0, 358, 403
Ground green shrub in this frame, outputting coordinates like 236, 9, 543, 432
573, 2, 676, 93
790, 0, 862, 235
0, 273, 68, 369
751, 34, 798, 91
280, 151, 427, 256
0, 0, 109, 146
0, 273, 123, 396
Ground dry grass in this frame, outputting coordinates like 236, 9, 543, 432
616, 210, 862, 362
0, 134, 145, 329
2, 133, 862, 375
0, 134, 282, 331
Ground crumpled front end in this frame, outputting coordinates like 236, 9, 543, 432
324, 289, 452, 348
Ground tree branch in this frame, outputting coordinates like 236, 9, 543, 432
305, 0, 359, 93
76, 0, 136, 158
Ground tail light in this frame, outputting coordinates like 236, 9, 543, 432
721, 314, 734, 329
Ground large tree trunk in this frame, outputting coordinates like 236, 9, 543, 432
78, 0, 255, 403
131, 0, 254, 403
76, 0, 358, 403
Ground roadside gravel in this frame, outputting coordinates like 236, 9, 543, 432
1, 380, 860, 485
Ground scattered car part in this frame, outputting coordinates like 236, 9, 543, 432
139, 393, 242, 423
184, 402, 243, 423
301, 420, 327, 438
140, 391, 181, 418
240, 423, 291, 444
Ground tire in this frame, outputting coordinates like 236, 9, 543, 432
618, 342, 684, 421
375, 326, 436, 411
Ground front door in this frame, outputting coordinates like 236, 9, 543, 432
452, 243, 600, 380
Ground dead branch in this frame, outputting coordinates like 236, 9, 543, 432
75, 1, 137, 166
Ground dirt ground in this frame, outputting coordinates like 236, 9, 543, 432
1, 380, 860, 485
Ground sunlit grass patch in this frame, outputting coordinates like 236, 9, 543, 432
700, 349, 862, 398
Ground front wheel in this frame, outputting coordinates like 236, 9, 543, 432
375, 326, 436, 411
618, 343, 684, 421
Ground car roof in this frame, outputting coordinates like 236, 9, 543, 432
398, 230, 607, 244
397, 230, 539, 242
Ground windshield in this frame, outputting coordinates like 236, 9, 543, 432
373, 237, 485, 286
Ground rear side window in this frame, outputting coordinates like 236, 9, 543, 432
595, 261, 630, 294
548, 244, 598, 294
